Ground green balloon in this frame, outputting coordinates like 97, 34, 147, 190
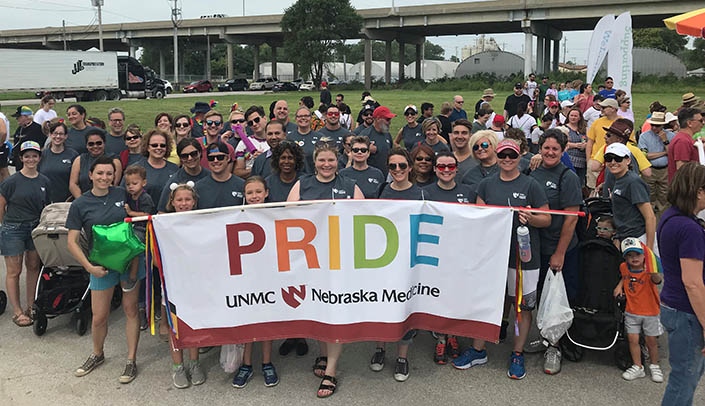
88, 222, 145, 273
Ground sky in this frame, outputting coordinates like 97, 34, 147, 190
0, 0, 596, 64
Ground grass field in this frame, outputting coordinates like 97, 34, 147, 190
0, 90, 694, 135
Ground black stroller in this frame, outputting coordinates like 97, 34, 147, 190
30, 203, 121, 336
0, 289, 6, 315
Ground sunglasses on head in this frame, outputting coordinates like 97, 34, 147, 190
436, 163, 457, 171
497, 150, 519, 159
150, 143, 167, 149
175, 122, 190, 128
205, 120, 222, 127
352, 147, 369, 153
179, 150, 200, 160
87, 141, 103, 147
415, 156, 433, 162
125, 135, 141, 141
388, 162, 409, 170
230, 118, 246, 124
247, 116, 262, 126
473, 141, 490, 151
207, 154, 228, 162
604, 153, 626, 163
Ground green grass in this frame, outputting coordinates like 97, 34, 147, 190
0, 90, 693, 134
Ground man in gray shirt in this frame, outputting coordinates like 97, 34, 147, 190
195, 142, 244, 209
317, 105, 348, 150
106, 107, 127, 156
360, 106, 395, 177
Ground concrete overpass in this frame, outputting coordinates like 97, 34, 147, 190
0, 0, 698, 87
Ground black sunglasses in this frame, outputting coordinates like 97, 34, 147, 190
352, 147, 369, 153
604, 153, 626, 163
415, 156, 433, 162
388, 162, 409, 170
174, 122, 190, 128
205, 120, 222, 127
125, 135, 141, 141
149, 143, 167, 149
497, 151, 519, 159
247, 116, 262, 126
473, 142, 490, 151
231, 118, 246, 124
179, 150, 200, 160
207, 154, 228, 162
87, 141, 103, 147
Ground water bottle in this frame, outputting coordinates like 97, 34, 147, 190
517, 225, 532, 263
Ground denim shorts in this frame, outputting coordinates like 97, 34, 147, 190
0, 221, 37, 256
89, 253, 146, 291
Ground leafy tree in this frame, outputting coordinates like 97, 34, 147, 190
632, 28, 688, 55
680, 38, 705, 70
281, 0, 363, 85
342, 40, 445, 64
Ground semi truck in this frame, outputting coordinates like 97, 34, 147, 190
0, 49, 166, 101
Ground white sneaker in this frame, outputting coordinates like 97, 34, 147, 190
543, 346, 562, 375
622, 364, 646, 381
649, 364, 664, 383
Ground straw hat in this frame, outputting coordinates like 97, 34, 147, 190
647, 111, 667, 125
682, 92, 699, 105
482, 88, 496, 98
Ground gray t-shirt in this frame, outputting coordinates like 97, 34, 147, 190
105, 133, 127, 156
399, 124, 424, 151
476, 173, 548, 269
0, 172, 51, 223
65, 126, 104, 155
251, 151, 273, 178
265, 173, 299, 203
423, 182, 474, 203
298, 174, 357, 200
379, 183, 425, 200
194, 175, 245, 209
287, 130, 322, 175
423, 141, 450, 154
353, 124, 371, 135
530, 163, 582, 254
456, 155, 479, 179
339, 166, 385, 199
156, 167, 211, 212
461, 163, 498, 199
360, 126, 394, 177
129, 159, 180, 207
316, 126, 347, 149
38, 147, 78, 203
65, 186, 127, 251
611, 170, 651, 239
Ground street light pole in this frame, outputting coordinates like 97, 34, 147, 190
91, 0, 104, 51
171, 0, 182, 86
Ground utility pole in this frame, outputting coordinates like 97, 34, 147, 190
91, 0, 104, 51
62, 20, 67, 50
171, 0, 182, 86
562, 37, 567, 64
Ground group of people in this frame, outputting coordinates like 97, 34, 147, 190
0, 82, 703, 404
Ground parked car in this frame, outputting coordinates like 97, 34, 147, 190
182, 80, 213, 93
249, 76, 277, 91
291, 78, 304, 89
272, 82, 299, 92
218, 78, 249, 92
299, 81, 315, 91
162, 79, 173, 94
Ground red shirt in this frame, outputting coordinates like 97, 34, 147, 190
619, 263, 660, 316
667, 131, 698, 181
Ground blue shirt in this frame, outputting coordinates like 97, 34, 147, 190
637, 130, 674, 168
448, 108, 467, 123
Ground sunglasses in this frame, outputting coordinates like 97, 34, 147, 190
247, 116, 262, 126
404, 112, 416, 117
149, 143, 167, 149
455, 100, 464, 104
362, 112, 373, 117
352, 147, 369, 153
604, 153, 626, 163
415, 156, 433, 162
388, 162, 409, 171
207, 154, 228, 162
205, 120, 222, 127
326, 112, 340, 117
179, 150, 200, 160
125, 135, 141, 141
497, 151, 519, 159
230, 119, 246, 124
473, 141, 490, 151
174, 122, 190, 128
87, 141, 103, 147
436, 163, 457, 171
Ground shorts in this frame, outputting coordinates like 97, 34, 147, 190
0, 221, 37, 256
0, 143, 8, 168
624, 312, 663, 336
89, 253, 146, 291
507, 267, 539, 311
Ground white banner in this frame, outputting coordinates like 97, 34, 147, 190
151, 200, 513, 347
586, 14, 615, 86
608, 12, 633, 97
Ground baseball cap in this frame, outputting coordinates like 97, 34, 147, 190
362, 104, 375, 114
206, 142, 229, 156
605, 142, 630, 158
598, 99, 619, 109
20, 140, 41, 154
12, 105, 33, 118
621, 237, 644, 256
496, 139, 520, 154
548, 101, 560, 108
492, 115, 505, 125
373, 106, 396, 119
404, 104, 418, 115
514, 82, 523, 89
560, 100, 574, 109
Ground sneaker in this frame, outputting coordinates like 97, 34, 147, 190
119, 361, 137, 384
446, 336, 461, 358
172, 364, 190, 389
295, 339, 309, 356
75, 353, 105, 377
121, 278, 137, 293
499, 321, 509, 342
507, 352, 526, 380
370, 348, 385, 372
232, 365, 254, 388
649, 364, 664, 383
190, 361, 206, 386
279, 338, 297, 356
393, 357, 409, 382
543, 346, 562, 375
262, 363, 279, 387
452, 347, 488, 370
524, 339, 548, 354
622, 364, 646, 381
434, 341, 448, 365
139, 308, 148, 331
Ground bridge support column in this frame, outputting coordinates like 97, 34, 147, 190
398, 40, 405, 83
253, 44, 260, 81
536, 36, 544, 76
415, 43, 422, 79
227, 43, 234, 79
205, 39, 211, 80
543, 38, 551, 74
271, 46, 278, 79
364, 39, 372, 90
129, 45, 137, 58
523, 32, 533, 76
553, 39, 560, 72
385, 41, 392, 85
159, 49, 165, 78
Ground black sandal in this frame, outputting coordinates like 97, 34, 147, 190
317, 375, 337, 398
312, 356, 327, 378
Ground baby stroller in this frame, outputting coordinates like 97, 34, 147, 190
30, 203, 121, 336
0, 289, 6, 315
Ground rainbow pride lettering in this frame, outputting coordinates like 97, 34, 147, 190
225, 214, 443, 275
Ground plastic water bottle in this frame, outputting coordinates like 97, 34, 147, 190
517, 226, 532, 263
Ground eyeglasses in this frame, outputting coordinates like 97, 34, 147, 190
175, 122, 191, 128
415, 156, 433, 162
596, 226, 615, 232
87, 141, 103, 147
205, 120, 222, 127
51, 132, 66, 136
455, 100, 464, 104
207, 154, 228, 162
388, 162, 409, 170
230, 119, 246, 124
497, 151, 519, 159
604, 153, 626, 163
109, 118, 123, 122
473, 142, 490, 151
295, 114, 311, 119
352, 147, 369, 153
149, 143, 167, 149
436, 163, 457, 171
179, 150, 200, 160
326, 112, 340, 117
247, 116, 262, 126
125, 135, 141, 141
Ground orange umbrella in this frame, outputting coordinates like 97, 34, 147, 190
664, 8, 705, 38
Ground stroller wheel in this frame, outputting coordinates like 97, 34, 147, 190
0, 290, 7, 315
75, 313, 89, 336
33, 311, 48, 336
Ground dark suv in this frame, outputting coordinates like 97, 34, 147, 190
218, 78, 249, 92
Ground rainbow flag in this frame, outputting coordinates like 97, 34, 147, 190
640, 242, 662, 274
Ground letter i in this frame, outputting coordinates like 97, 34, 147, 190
328, 216, 341, 270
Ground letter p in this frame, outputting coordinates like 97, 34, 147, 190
226, 222, 265, 275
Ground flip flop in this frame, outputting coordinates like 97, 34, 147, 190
12, 313, 33, 327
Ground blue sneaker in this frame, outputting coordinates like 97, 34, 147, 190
452, 348, 488, 370
232, 365, 254, 388
262, 363, 279, 387
507, 352, 526, 380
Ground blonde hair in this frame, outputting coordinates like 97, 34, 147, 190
166, 182, 198, 212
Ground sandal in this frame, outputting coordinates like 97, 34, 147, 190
312, 356, 327, 378
316, 375, 337, 398
12, 313, 33, 327
24, 308, 34, 321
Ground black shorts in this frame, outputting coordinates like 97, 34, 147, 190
0, 143, 8, 168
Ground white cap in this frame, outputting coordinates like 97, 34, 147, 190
605, 143, 630, 157
560, 100, 574, 108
